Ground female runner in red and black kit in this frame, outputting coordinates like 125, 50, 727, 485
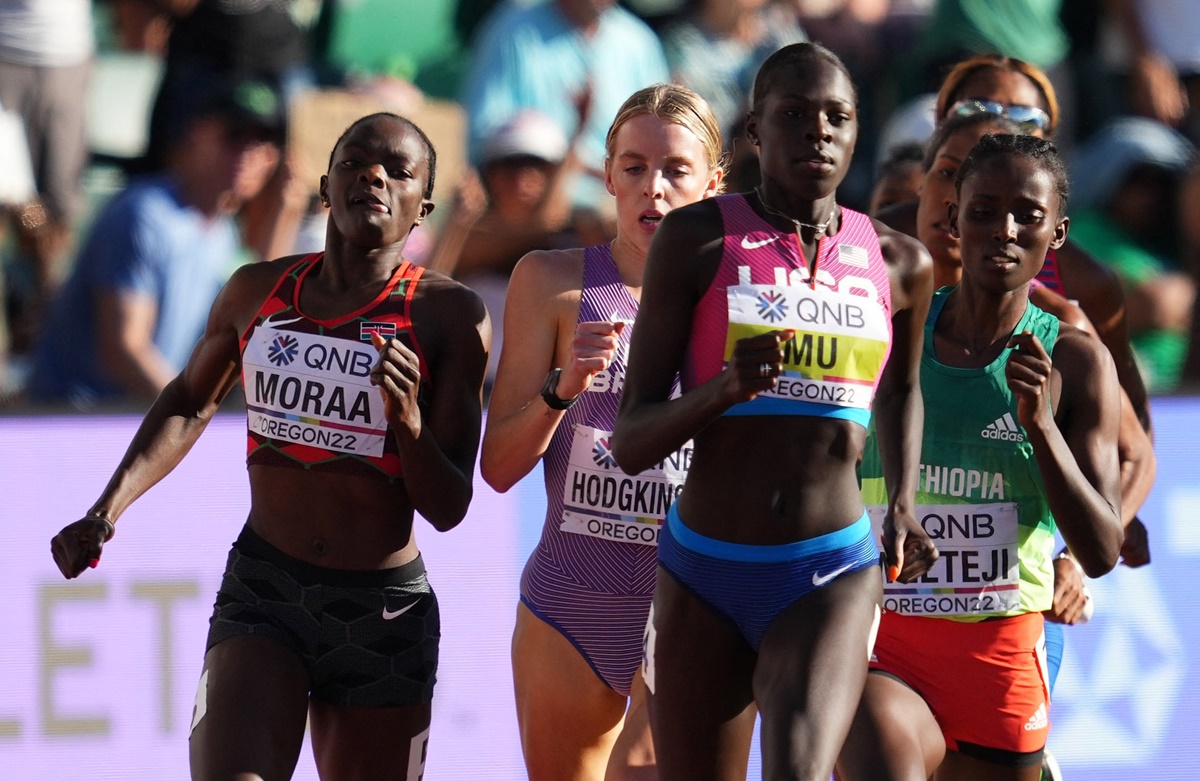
50, 113, 491, 780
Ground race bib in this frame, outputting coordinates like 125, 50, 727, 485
559, 425, 690, 546
868, 502, 1020, 617
726, 284, 889, 410
243, 326, 387, 457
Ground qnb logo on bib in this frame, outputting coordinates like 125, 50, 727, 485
726, 284, 890, 410
592, 436, 619, 469
268, 334, 299, 366
756, 291, 787, 322
867, 502, 1022, 617
242, 326, 388, 457
560, 425, 691, 546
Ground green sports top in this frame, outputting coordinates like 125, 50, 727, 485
861, 287, 1059, 621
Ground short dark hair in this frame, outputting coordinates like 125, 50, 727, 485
328, 113, 438, 199
877, 141, 924, 180
751, 42, 856, 112
923, 113, 1026, 172
955, 133, 1070, 214
176, 76, 286, 146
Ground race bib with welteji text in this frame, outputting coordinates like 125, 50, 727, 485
867, 502, 1021, 617
242, 325, 388, 457
725, 284, 889, 410
559, 425, 690, 546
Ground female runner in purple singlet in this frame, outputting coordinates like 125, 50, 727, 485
480, 85, 725, 781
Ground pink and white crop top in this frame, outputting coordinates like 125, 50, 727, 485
684, 193, 894, 428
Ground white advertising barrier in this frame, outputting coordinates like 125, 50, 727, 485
3, 401, 1200, 778
0, 413, 533, 779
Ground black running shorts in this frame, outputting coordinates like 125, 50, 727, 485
206, 525, 439, 707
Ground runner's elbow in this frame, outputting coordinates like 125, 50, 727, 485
423, 501, 470, 533
610, 430, 650, 475
481, 463, 517, 493
1077, 528, 1122, 578
479, 449, 524, 492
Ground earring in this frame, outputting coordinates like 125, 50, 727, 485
321, 197, 330, 207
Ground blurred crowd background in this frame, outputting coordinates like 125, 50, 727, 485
3, 0, 1199, 410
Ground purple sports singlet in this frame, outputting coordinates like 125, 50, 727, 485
519, 244, 689, 696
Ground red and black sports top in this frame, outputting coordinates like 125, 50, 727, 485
239, 253, 427, 480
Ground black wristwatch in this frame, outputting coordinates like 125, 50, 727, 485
540, 368, 580, 411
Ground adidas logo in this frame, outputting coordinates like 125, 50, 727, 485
1024, 702, 1048, 732
981, 412, 1025, 442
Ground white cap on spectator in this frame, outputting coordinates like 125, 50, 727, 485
1070, 116, 1196, 211
481, 111, 569, 166
876, 93, 938, 172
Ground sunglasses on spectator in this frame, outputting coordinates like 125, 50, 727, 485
947, 99, 1052, 133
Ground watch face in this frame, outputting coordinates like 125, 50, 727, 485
541, 368, 575, 410
542, 368, 560, 396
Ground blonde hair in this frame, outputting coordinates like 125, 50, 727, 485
604, 84, 726, 190
935, 55, 1060, 137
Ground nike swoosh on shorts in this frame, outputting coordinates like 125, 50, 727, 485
382, 600, 420, 620
812, 562, 855, 587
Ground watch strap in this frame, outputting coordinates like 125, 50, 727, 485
541, 368, 579, 410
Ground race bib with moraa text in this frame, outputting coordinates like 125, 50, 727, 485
242, 326, 388, 457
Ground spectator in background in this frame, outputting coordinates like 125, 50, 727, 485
912, 0, 1070, 80
906, 0, 1077, 146
116, 0, 315, 297
27, 78, 285, 409
1181, 161, 1200, 385
142, 0, 309, 171
138, 0, 311, 267
0, 0, 94, 352
1099, 0, 1200, 145
868, 140, 925, 216
662, 0, 807, 141
874, 93, 937, 176
108, 0, 172, 55
424, 110, 585, 388
443, 111, 582, 281
461, 0, 668, 210
791, 0, 930, 88
1069, 116, 1196, 392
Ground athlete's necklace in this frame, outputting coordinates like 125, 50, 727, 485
755, 186, 837, 234
755, 186, 837, 289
